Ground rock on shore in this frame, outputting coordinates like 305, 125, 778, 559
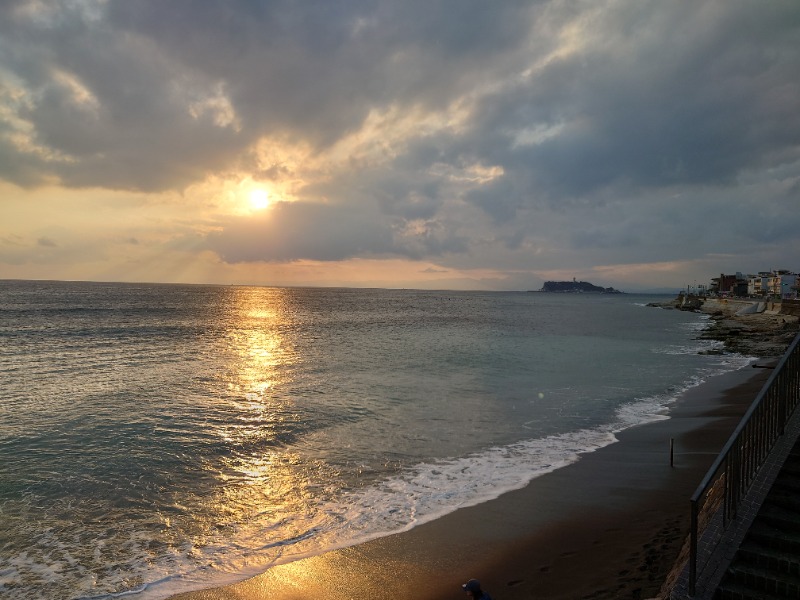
649, 296, 800, 357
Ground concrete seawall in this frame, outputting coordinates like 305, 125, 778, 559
700, 298, 760, 315
778, 299, 800, 317
697, 297, 800, 318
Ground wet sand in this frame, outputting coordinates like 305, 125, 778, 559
168, 362, 774, 600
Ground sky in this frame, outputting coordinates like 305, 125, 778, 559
1, 0, 798, 292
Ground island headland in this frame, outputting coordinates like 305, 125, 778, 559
536, 279, 623, 294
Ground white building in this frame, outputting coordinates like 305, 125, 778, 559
748, 275, 761, 296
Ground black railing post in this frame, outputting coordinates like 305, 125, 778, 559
689, 498, 698, 596
779, 370, 787, 436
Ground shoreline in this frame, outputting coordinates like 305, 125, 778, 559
649, 294, 800, 357
166, 361, 776, 600
162, 302, 799, 600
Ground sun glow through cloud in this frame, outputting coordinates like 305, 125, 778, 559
249, 188, 270, 211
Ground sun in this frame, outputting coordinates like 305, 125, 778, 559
248, 188, 270, 210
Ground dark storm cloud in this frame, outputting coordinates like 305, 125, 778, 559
0, 0, 536, 191
105, 0, 533, 146
1, 0, 798, 276
207, 202, 392, 262
1, 2, 246, 190
462, 1, 800, 217
206, 200, 468, 262
4, 1, 797, 195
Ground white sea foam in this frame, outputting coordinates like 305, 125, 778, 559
129, 359, 754, 600
112, 429, 621, 600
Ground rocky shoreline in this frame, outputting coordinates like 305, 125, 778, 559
649, 296, 800, 357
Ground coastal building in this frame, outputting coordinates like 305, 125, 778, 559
767, 270, 798, 298
746, 275, 757, 296
713, 270, 798, 299
710, 273, 747, 297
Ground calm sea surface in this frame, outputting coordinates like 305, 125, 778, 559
0, 281, 752, 599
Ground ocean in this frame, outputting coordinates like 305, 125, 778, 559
0, 280, 753, 600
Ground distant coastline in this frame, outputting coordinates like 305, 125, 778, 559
533, 279, 623, 294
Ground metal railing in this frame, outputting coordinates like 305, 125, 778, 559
688, 332, 800, 596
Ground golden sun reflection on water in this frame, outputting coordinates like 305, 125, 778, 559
191, 287, 332, 559
228, 544, 442, 600
225, 296, 287, 398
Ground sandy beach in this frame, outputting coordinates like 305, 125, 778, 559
166, 360, 777, 600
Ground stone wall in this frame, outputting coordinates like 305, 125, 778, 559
779, 299, 800, 317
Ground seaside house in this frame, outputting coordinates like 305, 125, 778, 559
759, 271, 773, 296
747, 272, 771, 297
768, 271, 798, 298
713, 270, 800, 299
710, 273, 748, 297
746, 274, 758, 296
